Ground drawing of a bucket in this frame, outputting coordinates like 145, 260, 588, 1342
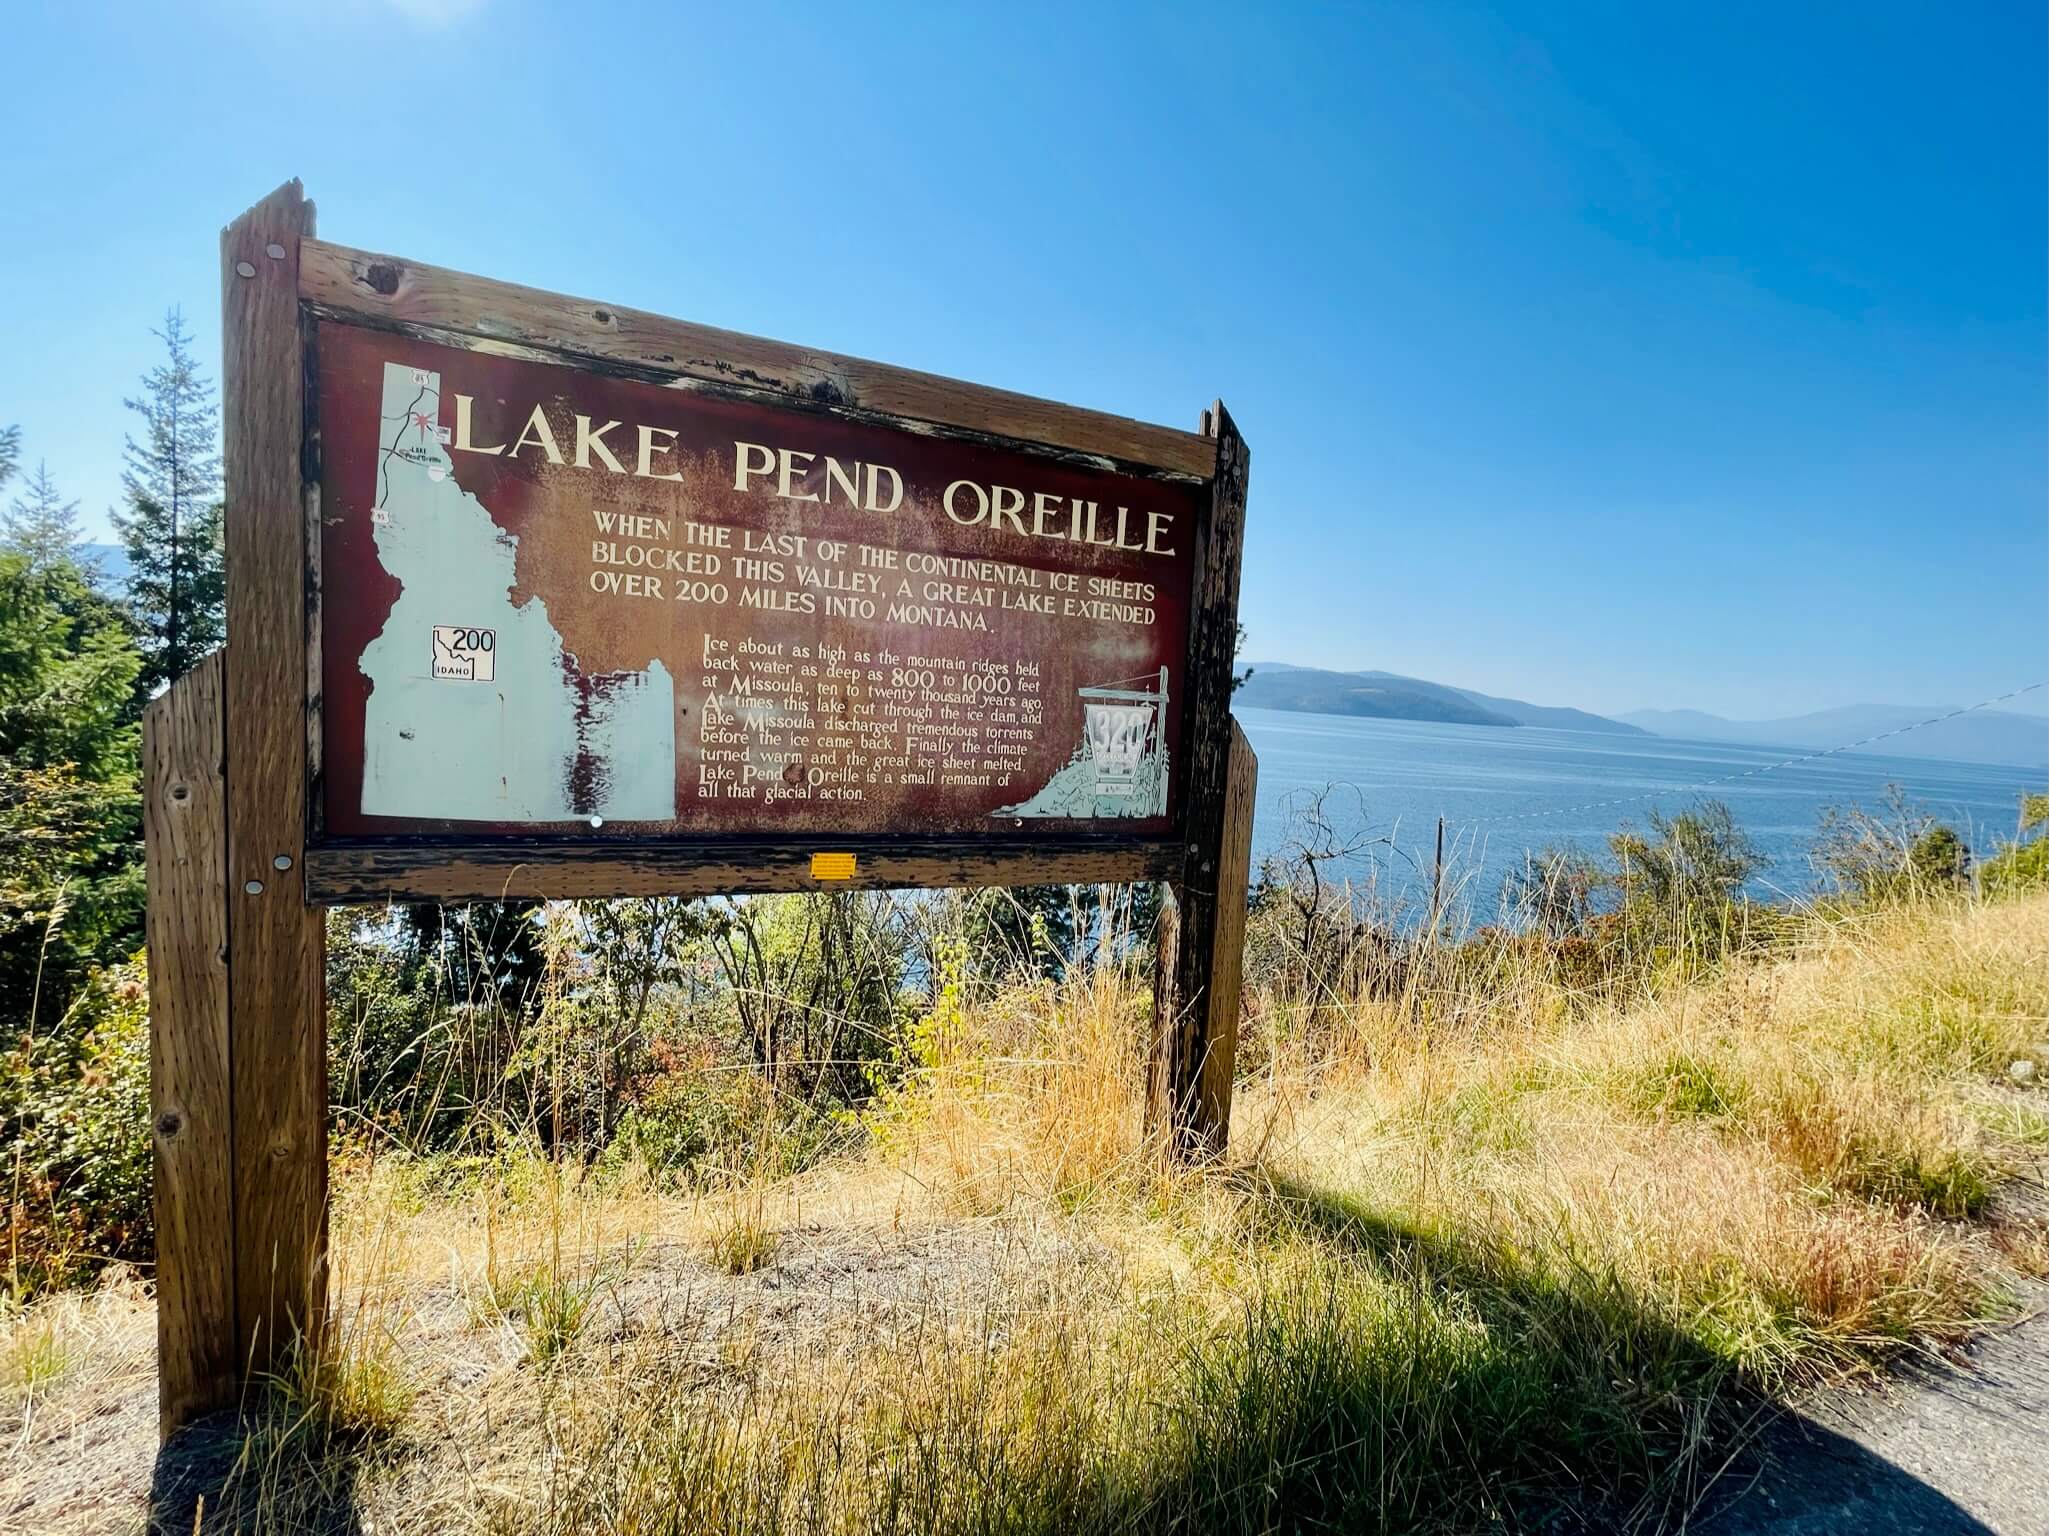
1083, 702, 1153, 795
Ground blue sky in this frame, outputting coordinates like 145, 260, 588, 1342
1, 0, 2041, 718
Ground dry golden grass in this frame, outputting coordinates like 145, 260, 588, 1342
0, 1268, 152, 1426
3, 892, 2044, 1534
1250, 895, 2046, 1371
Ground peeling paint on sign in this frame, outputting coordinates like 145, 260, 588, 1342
317, 324, 1199, 840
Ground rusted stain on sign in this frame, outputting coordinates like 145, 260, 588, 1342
316, 324, 1200, 840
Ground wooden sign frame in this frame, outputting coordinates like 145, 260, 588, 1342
144, 180, 1254, 1436
296, 243, 1238, 902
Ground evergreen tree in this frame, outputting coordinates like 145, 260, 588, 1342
0, 424, 19, 492
0, 550, 145, 1023
3, 461, 91, 575
111, 310, 224, 691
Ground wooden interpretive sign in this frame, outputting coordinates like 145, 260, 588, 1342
298, 306, 1233, 900
315, 324, 1198, 845
146, 180, 1255, 1436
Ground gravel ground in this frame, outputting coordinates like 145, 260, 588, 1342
1, 1218, 1114, 1535
1701, 1300, 2047, 1536
7, 1217, 2044, 1534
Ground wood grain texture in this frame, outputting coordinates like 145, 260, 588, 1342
143, 652, 233, 1434
1146, 883, 1182, 1158
304, 837, 1182, 904
1195, 721, 1258, 1139
1152, 403, 1250, 1162
222, 181, 327, 1370
296, 238, 1214, 480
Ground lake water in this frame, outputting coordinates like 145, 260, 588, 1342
1236, 707, 2045, 925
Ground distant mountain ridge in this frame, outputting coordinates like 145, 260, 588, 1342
1233, 664, 2045, 770
1618, 703, 2048, 771
1433, 679, 1646, 736
1239, 664, 1646, 736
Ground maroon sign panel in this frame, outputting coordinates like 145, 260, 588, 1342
315, 321, 1202, 842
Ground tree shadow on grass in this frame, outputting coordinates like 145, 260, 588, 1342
147, 1403, 378, 1536
1205, 1169, 1996, 1535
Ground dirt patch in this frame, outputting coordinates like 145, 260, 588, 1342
1, 1273, 157, 1536
1, 1216, 1112, 1536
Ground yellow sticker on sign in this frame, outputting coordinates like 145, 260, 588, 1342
810, 852, 857, 882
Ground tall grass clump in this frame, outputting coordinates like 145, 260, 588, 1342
8, 789, 2046, 1533
489, 1244, 1735, 1536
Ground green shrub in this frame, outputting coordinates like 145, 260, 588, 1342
1, 955, 151, 1294
1609, 800, 1767, 964
1980, 793, 2049, 896
607, 1058, 851, 1186
1814, 788, 1978, 904
609, 1064, 774, 1178
0, 551, 146, 1030
326, 905, 544, 1153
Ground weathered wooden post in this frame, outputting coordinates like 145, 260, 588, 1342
220, 181, 330, 1386
149, 184, 331, 1435
1148, 721, 1258, 1161
148, 179, 1252, 1432
143, 654, 233, 1432
1147, 406, 1256, 1162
